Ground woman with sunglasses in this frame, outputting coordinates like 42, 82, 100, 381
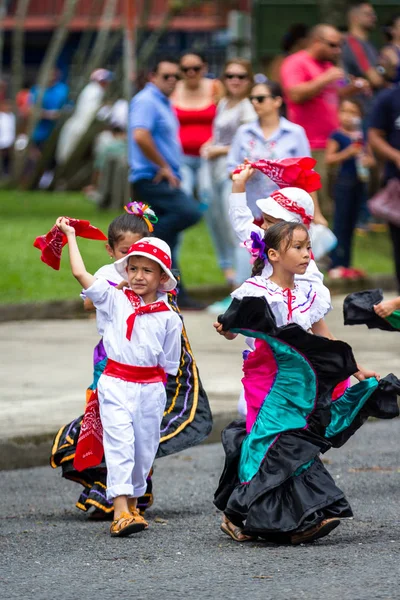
201, 59, 256, 312
226, 80, 315, 285
171, 51, 223, 211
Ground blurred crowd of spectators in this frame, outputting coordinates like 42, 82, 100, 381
1, 1, 400, 303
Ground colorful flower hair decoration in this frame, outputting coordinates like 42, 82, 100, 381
124, 201, 158, 232
242, 231, 268, 264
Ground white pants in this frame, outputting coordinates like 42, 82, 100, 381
98, 375, 166, 501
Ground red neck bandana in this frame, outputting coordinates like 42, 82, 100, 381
34, 218, 107, 270
233, 157, 321, 193
124, 289, 170, 341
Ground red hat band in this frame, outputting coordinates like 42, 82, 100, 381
270, 191, 313, 227
127, 242, 172, 270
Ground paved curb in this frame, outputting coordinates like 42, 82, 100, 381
0, 275, 397, 322
0, 411, 237, 471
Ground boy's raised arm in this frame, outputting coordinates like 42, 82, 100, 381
56, 217, 96, 290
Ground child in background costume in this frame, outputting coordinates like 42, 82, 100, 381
229, 162, 331, 305
228, 164, 333, 416
57, 215, 183, 537
214, 221, 400, 545
50, 204, 212, 518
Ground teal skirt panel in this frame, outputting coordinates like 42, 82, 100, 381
386, 310, 400, 330
89, 357, 107, 391
232, 329, 317, 484
325, 377, 379, 438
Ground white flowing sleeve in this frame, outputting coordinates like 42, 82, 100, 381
297, 280, 332, 325
230, 277, 269, 301
309, 292, 332, 324
229, 192, 264, 243
80, 263, 122, 300
84, 278, 117, 329
162, 314, 183, 375
297, 260, 331, 306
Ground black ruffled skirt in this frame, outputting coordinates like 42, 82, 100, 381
214, 296, 400, 540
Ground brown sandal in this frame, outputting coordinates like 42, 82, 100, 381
130, 507, 149, 529
291, 518, 340, 545
110, 511, 147, 537
220, 521, 255, 542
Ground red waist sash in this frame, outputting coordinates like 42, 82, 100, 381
103, 358, 166, 383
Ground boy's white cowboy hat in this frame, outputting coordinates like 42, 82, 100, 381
114, 237, 177, 292
256, 187, 314, 226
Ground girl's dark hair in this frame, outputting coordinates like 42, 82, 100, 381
252, 221, 309, 276
339, 97, 364, 117
251, 80, 282, 99
107, 213, 151, 248
180, 50, 207, 64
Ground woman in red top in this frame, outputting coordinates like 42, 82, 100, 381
172, 51, 223, 210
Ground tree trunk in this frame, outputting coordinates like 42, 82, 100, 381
83, 0, 118, 83
136, 0, 152, 50
317, 0, 348, 28
0, 0, 7, 80
10, 0, 31, 112
67, 0, 103, 101
123, 0, 136, 101
15, 0, 79, 185
137, 0, 204, 70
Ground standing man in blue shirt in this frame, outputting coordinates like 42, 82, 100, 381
129, 57, 203, 309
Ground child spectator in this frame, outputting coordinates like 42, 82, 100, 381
325, 98, 375, 280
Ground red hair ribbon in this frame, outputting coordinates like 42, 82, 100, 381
34, 218, 107, 271
233, 157, 321, 193
270, 190, 313, 227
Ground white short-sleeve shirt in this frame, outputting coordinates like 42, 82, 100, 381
231, 276, 331, 331
85, 278, 183, 376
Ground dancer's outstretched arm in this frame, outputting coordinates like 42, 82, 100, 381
56, 217, 96, 290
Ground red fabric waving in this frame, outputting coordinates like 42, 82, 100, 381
74, 389, 104, 471
233, 157, 321, 193
33, 218, 107, 270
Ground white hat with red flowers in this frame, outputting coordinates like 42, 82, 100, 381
114, 237, 177, 292
256, 187, 314, 227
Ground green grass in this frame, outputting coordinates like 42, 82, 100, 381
0, 190, 224, 304
352, 228, 394, 275
0, 190, 394, 304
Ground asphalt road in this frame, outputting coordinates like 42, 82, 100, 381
1, 419, 400, 600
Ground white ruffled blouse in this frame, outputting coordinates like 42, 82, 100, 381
231, 276, 331, 331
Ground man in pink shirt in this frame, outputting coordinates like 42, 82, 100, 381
281, 24, 362, 215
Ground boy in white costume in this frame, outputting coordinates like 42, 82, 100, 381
56, 217, 182, 537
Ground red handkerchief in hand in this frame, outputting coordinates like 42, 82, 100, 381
33, 217, 107, 270
74, 389, 104, 472
233, 157, 321, 193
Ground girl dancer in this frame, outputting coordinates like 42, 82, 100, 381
56, 216, 183, 536
50, 203, 212, 517
228, 163, 333, 417
214, 221, 399, 544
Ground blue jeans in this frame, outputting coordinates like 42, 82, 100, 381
330, 177, 367, 269
131, 179, 202, 268
205, 161, 236, 272
180, 154, 211, 212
